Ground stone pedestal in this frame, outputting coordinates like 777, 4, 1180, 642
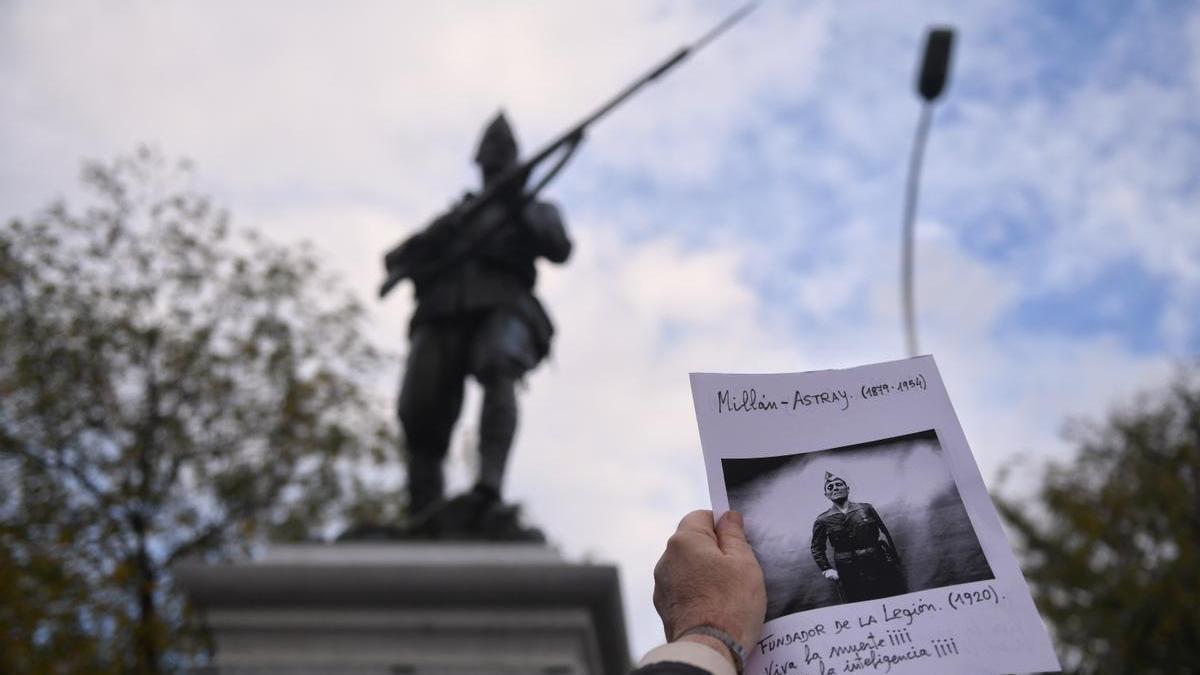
175, 544, 630, 675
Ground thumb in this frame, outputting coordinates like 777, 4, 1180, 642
716, 510, 751, 554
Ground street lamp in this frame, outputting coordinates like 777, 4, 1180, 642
901, 27, 956, 357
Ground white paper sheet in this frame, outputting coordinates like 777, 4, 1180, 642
690, 356, 1060, 675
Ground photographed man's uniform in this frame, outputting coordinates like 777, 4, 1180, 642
811, 496, 906, 603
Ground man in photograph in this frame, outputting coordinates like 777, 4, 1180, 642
810, 471, 907, 603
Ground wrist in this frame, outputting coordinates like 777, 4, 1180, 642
677, 633, 734, 665
678, 625, 747, 674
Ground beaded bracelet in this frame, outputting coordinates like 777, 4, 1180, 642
679, 624, 747, 675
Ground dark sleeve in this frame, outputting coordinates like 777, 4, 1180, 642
810, 517, 831, 571
522, 200, 572, 263
867, 504, 899, 557
419, 206, 464, 250
383, 208, 457, 277
630, 662, 714, 675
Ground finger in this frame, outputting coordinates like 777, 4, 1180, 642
676, 509, 718, 542
715, 510, 752, 554
677, 509, 715, 532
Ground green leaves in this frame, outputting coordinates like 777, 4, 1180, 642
0, 148, 399, 671
999, 366, 1200, 674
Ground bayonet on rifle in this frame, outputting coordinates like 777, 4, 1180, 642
380, 2, 757, 298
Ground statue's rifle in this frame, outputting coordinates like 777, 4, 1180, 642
379, 1, 758, 298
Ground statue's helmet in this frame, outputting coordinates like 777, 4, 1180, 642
474, 111, 519, 169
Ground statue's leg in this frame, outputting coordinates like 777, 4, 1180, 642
398, 323, 466, 514
470, 311, 538, 501
476, 371, 517, 500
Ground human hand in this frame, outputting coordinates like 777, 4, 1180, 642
653, 510, 766, 655
823, 569, 839, 581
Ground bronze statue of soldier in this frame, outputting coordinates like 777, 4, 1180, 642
390, 113, 571, 535
373, 5, 755, 539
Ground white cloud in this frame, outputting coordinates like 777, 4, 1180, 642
3, 0, 1197, 660
512, 228, 804, 653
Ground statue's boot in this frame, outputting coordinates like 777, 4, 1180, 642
405, 453, 446, 536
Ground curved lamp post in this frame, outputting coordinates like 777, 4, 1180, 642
902, 27, 956, 357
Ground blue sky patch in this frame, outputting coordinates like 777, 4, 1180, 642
1002, 257, 1169, 353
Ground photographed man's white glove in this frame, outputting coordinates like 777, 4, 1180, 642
823, 569, 839, 581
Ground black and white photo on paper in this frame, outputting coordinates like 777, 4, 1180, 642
722, 429, 994, 621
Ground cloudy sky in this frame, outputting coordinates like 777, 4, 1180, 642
3, 0, 1198, 658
